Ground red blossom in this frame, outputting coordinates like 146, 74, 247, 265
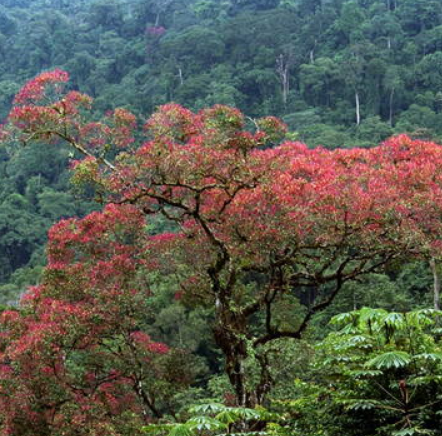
14, 69, 69, 105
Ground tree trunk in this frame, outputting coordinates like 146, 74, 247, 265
355, 90, 361, 125
389, 87, 395, 126
430, 258, 441, 311
213, 307, 249, 407
276, 54, 292, 107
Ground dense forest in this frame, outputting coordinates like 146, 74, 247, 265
0, 0, 442, 435
2, 0, 442, 292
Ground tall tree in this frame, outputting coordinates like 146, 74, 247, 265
3, 71, 442, 416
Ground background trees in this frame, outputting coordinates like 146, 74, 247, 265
2, 0, 442, 136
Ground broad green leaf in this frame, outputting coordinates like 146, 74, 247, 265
413, 353, 442, 362
187, 416, 226, 432
384, 312, 405, 329
366, 351, 411, 369
169, 424, 194, 436
188, 403, 226, 415
330, 312, 355, 326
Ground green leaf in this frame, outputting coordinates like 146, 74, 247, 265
347, 401, 377, 411
169, 424, 195, 436
346, 335, 373, 349
188, 402, 226, 415
347, 369, 384, 378
383, 312, 406, 330
219, 433, 268, 436
216, 407, 261, 424
358, 307, 388, 326
393, 428, 434, 436
187, 416, 226, 432
409, 375, 442, 386
413, 353, 442, 362
330, 312, 355, 326
366, 351, 411, 369
393, 430, 417, 436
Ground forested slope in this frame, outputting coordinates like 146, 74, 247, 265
0, 0, 440, 302
0, 2, 441, 434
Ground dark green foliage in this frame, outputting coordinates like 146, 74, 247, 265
2, 0, 442, 142
276, 308, 442, 436
0, 141, 97, 295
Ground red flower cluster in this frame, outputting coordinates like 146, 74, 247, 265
14, 69, 69, 105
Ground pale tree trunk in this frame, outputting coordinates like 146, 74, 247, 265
355, 90, 361, 125
430, 258, 441, 311
276, 53, 293, 107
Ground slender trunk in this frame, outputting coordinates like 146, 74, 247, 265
284, 73, 289, 106
178, 67, 183, 85
389, 87, 395, 126
310, 49, 314, 64
355, 90, 361, 125
430, 258, 441, 311
281, 70, 289, 106
276, 54, 291, 107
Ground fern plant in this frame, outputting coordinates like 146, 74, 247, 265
143, 402, 280, 436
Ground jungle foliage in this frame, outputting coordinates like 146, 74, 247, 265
0, 1, 441, 435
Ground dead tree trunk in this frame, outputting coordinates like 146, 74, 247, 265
276, 53, 293, 107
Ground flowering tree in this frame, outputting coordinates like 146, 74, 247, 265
2, 70, 442, 428
0, 203, 194, 435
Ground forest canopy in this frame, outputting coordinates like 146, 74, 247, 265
0, 1, 442, 435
